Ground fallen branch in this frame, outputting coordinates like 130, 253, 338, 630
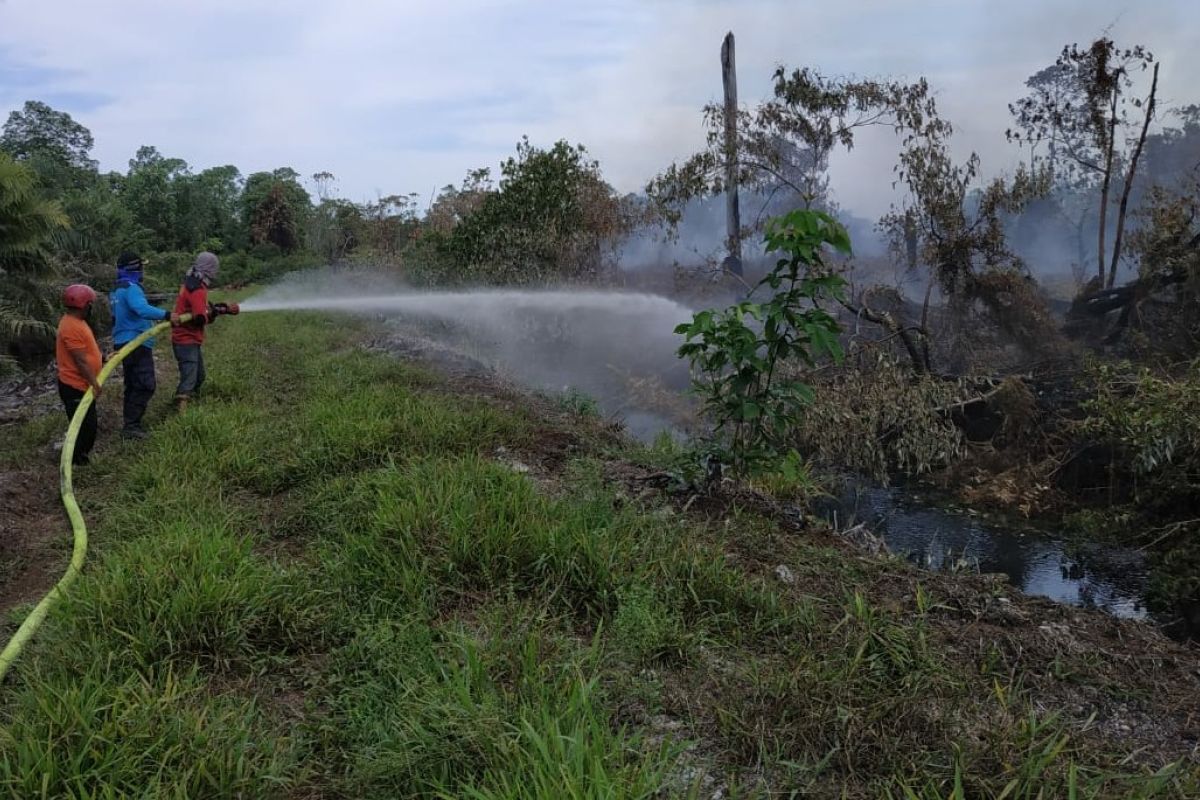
838, 297, 931, 374
1138, 518, 1199, 552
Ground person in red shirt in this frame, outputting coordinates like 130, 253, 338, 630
171, 252, 236, 412
56, 284, 103, 465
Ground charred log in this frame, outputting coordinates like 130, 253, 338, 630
839, 295, 932, 374
1065, 268, 1190, 343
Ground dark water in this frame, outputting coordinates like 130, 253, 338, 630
825, 480, 1152, 619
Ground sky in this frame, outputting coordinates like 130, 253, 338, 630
1, 0, 1197, 219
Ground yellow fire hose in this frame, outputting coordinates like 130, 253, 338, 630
0, 313, 193, 683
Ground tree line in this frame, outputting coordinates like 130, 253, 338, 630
0, 101, 637, 369
3, 34, 1198, 374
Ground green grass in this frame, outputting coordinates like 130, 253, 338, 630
0, 309, 1196, 798
0, 411, 61, 469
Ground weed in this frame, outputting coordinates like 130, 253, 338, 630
0, 411, 61, 468
555, 387, 601, 418
0, 665, 303, 797
613, 583, 692, 665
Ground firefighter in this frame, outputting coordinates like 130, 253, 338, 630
56, 284, 103, 466
110, 252, 178, 438
171, 252, 238, 412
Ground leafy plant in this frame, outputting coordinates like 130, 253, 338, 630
0, 152, 68, 367
676, 208, 849, 475
1081, 360, 1200, 485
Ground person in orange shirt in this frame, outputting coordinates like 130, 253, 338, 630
56, 284, 103, 466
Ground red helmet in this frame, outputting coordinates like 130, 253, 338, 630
63, 284, 98, 309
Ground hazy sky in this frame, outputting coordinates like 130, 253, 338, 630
1, 1, 1197, 218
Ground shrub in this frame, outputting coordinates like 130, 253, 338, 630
676, 208, 849, 475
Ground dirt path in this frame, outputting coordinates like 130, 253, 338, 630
0, 356, 179, 615
0, 467, 65, 612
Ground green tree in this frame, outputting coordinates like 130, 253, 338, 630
110, 148, 243, 253
242, 168, 311, 234
306, 172, 364, 263
435, 138, 632, 283
0, 101, 122, 261
177, 165, 243, 251
250, 183, 299, 252
0, 153, 69, 365
0, 100, 97, 173
425, 168, 492, 234
55, 172, 144, 262
882, 91, 1055, 361
198, 165, 244, 246
120, 145, 191, 250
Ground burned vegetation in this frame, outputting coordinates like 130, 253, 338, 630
650, 36, 1200, 633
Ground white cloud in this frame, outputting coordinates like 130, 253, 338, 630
1, 0, 1197, 217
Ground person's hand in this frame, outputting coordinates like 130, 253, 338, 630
91, 380, 103, 398
169, 312, 182, 326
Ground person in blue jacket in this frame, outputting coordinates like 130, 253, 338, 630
110, 252, 178, 438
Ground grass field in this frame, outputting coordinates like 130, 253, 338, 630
0, 310, 1197, 798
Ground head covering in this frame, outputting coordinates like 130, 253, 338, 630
186, 251, 220, 285
116, 251, 144, 286
63, 283, 98, 309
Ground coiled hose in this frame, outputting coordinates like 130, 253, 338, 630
0, 314, 192, 682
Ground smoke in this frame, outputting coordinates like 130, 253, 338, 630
241, 269, 698, 439
617, 195, 731, 273
617, 193, 888, 277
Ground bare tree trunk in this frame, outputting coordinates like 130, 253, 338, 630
1108, 62, 1159, 288
1048, 136, 1057, 185
1096, 89, 1120, 285
721, 32, 742, 276
840, 298, 931, 374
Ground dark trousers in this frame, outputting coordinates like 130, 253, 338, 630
173, 344, 206, 398
119, 344, 156, 430
58, 381, 97, 465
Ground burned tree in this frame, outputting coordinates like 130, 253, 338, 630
883, 98, 1061, 366
1009, 38, 1160, 288
1067, 182, 1200, 356
648, 67, 940, 234
720, 32, 743, 276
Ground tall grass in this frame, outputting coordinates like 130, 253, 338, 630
0, 309, 1193, 798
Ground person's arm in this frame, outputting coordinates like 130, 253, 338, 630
127, 284, 169, 321
69, 349, 102, 396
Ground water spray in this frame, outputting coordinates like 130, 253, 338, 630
239, 285, 699, 437
238, 287, 692, 321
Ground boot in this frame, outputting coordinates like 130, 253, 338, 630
175, 395, 189, 414
121, 425, 149, 440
